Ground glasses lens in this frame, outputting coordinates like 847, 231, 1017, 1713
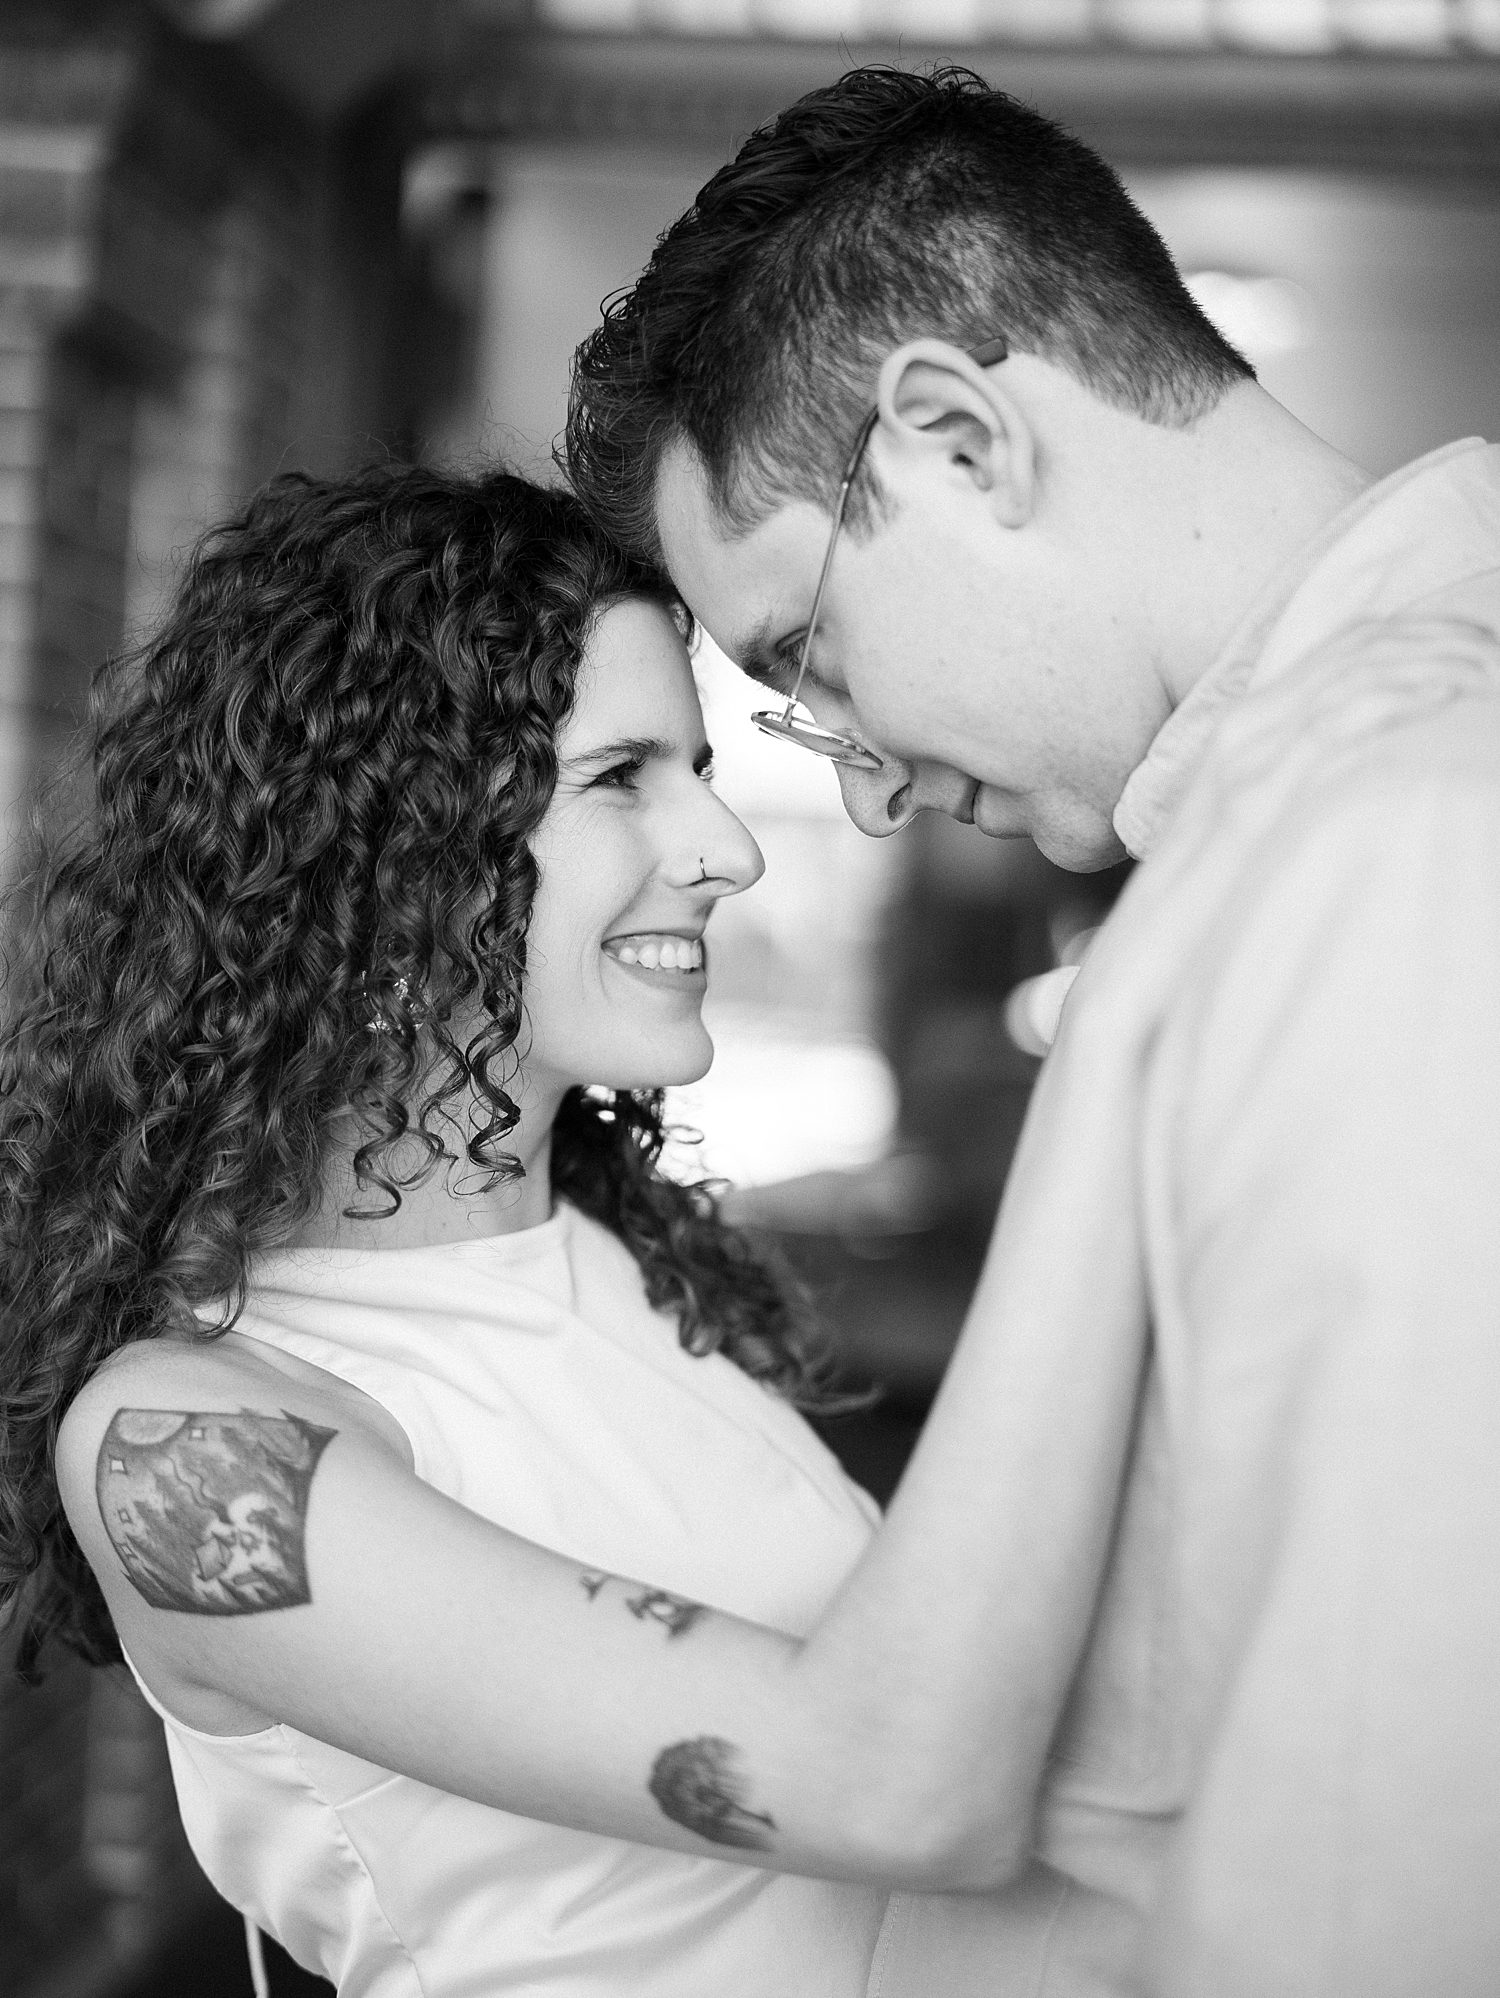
751, 708, 883, 771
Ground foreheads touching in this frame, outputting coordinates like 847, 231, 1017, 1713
564, 63, 1254, 567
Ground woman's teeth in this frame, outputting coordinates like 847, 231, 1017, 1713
608, 935, 704, 972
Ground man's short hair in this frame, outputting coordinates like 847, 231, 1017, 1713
564, 64, 1253, 563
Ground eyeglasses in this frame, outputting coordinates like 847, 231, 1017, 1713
751, 336, 1010, 771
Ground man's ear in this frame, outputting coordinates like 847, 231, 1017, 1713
872, 338, 1035, 529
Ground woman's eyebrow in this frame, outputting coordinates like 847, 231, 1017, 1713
560, 734, 671, 771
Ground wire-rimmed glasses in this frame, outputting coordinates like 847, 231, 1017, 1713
751, 336, 1010, 771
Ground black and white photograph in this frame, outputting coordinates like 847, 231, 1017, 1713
2, 3, 1498, 1994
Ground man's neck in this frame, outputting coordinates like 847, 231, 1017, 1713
1146, 381, 1374, 710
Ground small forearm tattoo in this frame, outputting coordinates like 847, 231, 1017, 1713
626, 1586, 707, 1638
578, 1570, 706, 1639
649, 1736, 777, 1852
96, 1408, 336, 1616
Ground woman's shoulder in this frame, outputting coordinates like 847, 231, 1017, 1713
56, 1323, 416, 1731
56, 1327, 407, 1542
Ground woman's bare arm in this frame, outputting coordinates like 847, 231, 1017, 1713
57, 1019, 1145, 1895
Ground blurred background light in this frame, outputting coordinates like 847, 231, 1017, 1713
531, 0, 1500, 49
661, 630, 908, 1198
666, 1029, 900, 1185
1184, 268, 1316, 357
154, 0, 287, 34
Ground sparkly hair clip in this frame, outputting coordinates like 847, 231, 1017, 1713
360, 973, 426, 1036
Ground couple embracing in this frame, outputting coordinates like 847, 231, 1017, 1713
3, 65, 1498, 1998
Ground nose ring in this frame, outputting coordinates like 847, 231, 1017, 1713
694, 856, 709, 885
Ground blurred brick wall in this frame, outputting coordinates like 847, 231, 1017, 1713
0, 3, 407, 872
0, 7, 410, 1994
0, 1646, 204, 1998
0, 1647, 106, 1997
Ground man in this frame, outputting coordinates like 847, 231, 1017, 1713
564, 65, 1500, 1998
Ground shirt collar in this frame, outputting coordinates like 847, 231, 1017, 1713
1113, 437, 1498, 861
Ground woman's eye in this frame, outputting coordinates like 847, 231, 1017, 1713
592, 758, 644, 791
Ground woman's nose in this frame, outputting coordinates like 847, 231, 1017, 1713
680, 789, 764, 896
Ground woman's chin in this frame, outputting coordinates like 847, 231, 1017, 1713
671, 1039, 715, 1087
591, 1028, 715, 1094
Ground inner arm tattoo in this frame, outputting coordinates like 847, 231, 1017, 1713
578, 1570, 707, 1639
96, 1408, 336, 1616
649, 1737, 777, 1852
576, 1577, 771, 1848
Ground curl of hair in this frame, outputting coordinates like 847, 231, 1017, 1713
0, 462, 846, 1678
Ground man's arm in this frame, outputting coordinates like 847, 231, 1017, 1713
1147, 717, 1500, 1994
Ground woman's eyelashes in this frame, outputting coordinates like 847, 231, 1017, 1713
590, 753, 648, 792
587, 749, 716, 794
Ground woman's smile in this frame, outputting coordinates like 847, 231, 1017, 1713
602, 931, 707, 982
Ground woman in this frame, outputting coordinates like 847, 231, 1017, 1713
0, 464, 1143, 1997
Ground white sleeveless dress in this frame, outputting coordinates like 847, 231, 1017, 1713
127, 1202, 887, 1996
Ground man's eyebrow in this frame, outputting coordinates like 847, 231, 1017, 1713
560, 734, 672, 770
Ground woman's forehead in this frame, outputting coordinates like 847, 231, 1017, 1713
564, 599, 702, 749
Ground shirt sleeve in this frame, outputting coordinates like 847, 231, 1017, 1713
1144, 700, 1500, 1996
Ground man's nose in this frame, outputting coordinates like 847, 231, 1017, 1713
834, 757, 917, 837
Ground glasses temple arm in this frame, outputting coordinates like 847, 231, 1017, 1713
779, 338, 1004, 718
783, 404, 881, 713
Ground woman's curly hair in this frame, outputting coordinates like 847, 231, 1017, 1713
0, 462, 841, 1678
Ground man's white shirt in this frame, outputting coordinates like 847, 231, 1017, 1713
871, 439, 1500, 1998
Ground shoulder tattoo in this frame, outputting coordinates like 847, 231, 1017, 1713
95, 1408, 337, 1616
649, 1736, 777, 1852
